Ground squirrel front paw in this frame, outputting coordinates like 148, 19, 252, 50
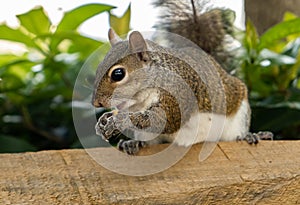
237, 131, 274, 145
95, 111, 121, 141
117, 139, 146, 155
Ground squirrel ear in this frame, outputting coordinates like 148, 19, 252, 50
129, 31, 149, 61
108, 28, 122, 46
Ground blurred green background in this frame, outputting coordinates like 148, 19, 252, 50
0, 3, 299, 153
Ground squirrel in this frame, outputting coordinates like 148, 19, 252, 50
92, 0, 273, 155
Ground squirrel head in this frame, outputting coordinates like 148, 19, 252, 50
92, 29, 153, 110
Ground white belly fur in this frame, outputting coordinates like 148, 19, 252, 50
173, 100, 250, 146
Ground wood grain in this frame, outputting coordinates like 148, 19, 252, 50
0, 141, 300, 204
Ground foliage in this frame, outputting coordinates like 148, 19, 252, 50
109, 4, 131, 36
0, 3, 131, 152
239, 12, 300, 139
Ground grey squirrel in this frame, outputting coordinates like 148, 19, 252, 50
92, 0, 273, 154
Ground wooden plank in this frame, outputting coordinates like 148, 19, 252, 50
0, 141, 300, 204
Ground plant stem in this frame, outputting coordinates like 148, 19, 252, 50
21, 105, 62, 143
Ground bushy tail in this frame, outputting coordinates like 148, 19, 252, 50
153, 0, 236, 70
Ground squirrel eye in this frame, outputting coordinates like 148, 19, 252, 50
110, 68, 126, 82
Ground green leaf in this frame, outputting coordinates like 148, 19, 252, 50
282, 38, 300, 57
296, 78, 300, 89
50, 3, 114, 53
283, 51, 300, 88
17, 6, 51, 35
258, 18, 300, 51
0, 74, 25, 92
283, 11, 298, 22
0, 55, 27, 68
1, 59, 35, 81
109, 4, 131, 36
283, 12, 300, 42
259, 49, 296, 66
39, 32, 103, 58
0, 135, 37, 153
0, 25, 36, 47
67, 35, 103, 58
56, 4, 115, 32
244, 19, 259, 52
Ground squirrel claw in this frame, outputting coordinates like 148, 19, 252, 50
243, 132, 259, 145
256, 131, 274, 140
95, 111, 120, 141
117, 139, 146, 155
237, 131, 274, 145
